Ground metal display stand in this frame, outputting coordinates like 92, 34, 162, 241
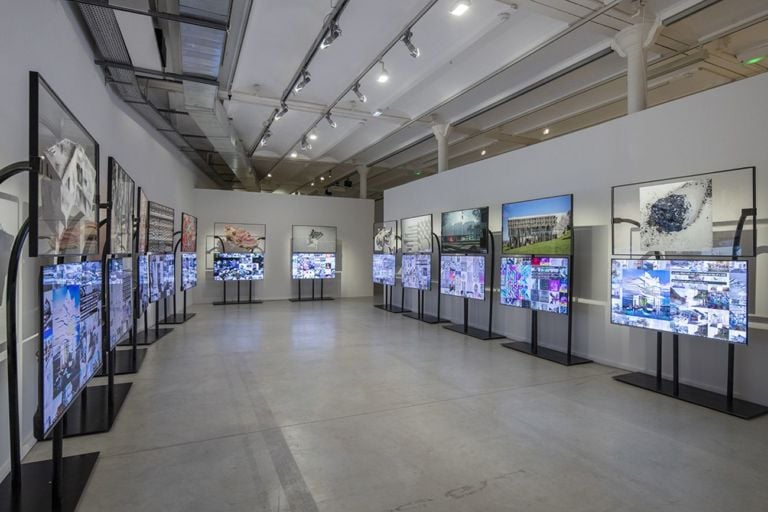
613, 208, 768, 419
373, 283, 406, 313
443, 229, 505, 340
161, 237, 196, 322
290, 278, 334, 302
213, 279, 263, 305
402, 233, 448, 324
0, 156, 98, 511
502, 257, 591, 366
125, 306, 173, 346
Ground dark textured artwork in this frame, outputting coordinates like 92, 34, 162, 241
147, 201, 175, 253
639, 179, 712, 253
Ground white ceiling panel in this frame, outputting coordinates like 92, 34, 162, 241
115, 9, 162, 71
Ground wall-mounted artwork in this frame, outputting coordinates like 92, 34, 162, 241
440, 207, 488, 254
108, 158, 135, 256
292, 225, 337, 253
373, 221, 397, 254
147, 201, 174, 253
638, 180, 712, 253
401, 214, 432, 253
502, 195, 572, 255
181, 213, 198, 252
137, 188, 148, 254
214, 223, 265, 253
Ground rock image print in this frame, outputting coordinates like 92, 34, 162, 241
639, 179, 713, 253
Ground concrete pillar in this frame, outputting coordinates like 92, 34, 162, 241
357, 165, 369, 199
611, 5, 661, 114
431, 122, 451, 173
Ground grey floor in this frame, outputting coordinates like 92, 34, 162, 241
27, 298, 768, 511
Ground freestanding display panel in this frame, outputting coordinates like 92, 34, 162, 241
610, 167, 765, 419
290, 225, 337, 301
212, 252, 265, 306
398, 217, 446, 324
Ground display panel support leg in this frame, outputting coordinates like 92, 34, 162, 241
656, 331, 662, 388
673, 334, 679, 397
727, 344, 735, 406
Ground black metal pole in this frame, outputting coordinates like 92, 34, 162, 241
51, 421, 64, 509
486, 229, 495, 338
656, 331, 662, 388
321, 278, 324, 300
4, 218, 30, 491
531, 310, 538, 355
297, 280, 301, 301
727, 344, 735, 406
144, 314, 148, 344
249, 280, 253, 303
237, 280, 241, 303
673, 334, 679, 397
400, 284, 404, 311
155, 302, 159, 337
463, 297, 469, 334
312, 279, 315, 300
566, 255, 575, 363
223, 280, 227, 305
183, 290, 187, 318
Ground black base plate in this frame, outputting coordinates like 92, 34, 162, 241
401, 312, 449, 324
374, 304, 408, 313
0, 452, 99, 512
159, 313, 196, 324
212, 300, 263, 306
289, 297, 334, 302
46, 383, 132, 439
443, 323, 506, 340
614, 372, 768, 420
121, 327, 173, 347
96, 348, 147, 377
501, 341, 592, 366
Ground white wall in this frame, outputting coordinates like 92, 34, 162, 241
191, 190, 374, 302
0, 0, 206, 479
384, 72, 768, 406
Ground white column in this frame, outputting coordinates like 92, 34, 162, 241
431, 122, 451, 173
612, 10, 661, 114
357, 165, 369, 199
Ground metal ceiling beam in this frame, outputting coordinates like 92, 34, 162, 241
68, 0, 229, 30
95, 59, 220, 85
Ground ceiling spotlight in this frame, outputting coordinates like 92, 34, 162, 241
353, 83, 367, 103
402, 30, 420, 58
320, 19, 342, 50
259, 129, 271, 146
372, 109, 383, 117
274, 102, 288, 120
481, 149, 487, 156
289, 151, 298, 158
320, 176, 325, 181
308, 133, 318, 141
377, 61, 390, 84
310, 181, 315, 186
325, 112, 337, 128
267, 173, 272, 178
450, 0, 470, 16
294, 70, 311, 93
300, 136, 312, 151
542, 127, 550, 135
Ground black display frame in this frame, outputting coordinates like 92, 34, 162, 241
373, 220, 398, 254
28, 71, 100, 258
440, 206, 489, 254
146, 200, 175, 253
291, 224, 338, 254
161, 253, 176, 299
36, 262, 105, 440
213, 252, 265, 282
107, 157, 135, 257
181, 212, 198, 253
498, 255, 571, 316
610, 167, 757, 258
107, 256, 133, 351
401, 253, 432, 291
439, 253, 487, 301
372, 253, 396, 286
501, 193, 574, 256
400, 213, 434, 254
290, 252, 337, 280
609, 257, 750, 345
136, 187, 149, 254
213, 222, 267, 254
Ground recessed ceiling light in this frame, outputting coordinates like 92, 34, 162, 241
542, 127, 550, 135
308, 133, 318, 141
267, 173, 272, 178
289, 151, 298, 158
372, 110, 382, 117
310, 182, 315, 186
481, 149, 487, 156
450, 0, 470, 16
377, 61, 390, 84
320, 176, 325, 181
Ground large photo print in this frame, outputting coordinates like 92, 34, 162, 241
374, 221, 397, 254
214, 223, 265, 253
292, 225, 337, 253
108, 158, 135, 256
401, 214, 432, 253
440, 208, 488, 254
502, 195, 572, 255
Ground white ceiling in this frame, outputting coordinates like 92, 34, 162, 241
109, 0, 768, 195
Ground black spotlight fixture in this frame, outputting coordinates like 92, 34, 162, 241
259, 129, 272, 146
320, 19, 342, 49
294, 69, 311, 93
402, 30, 420, 58
353, 83, 367, 103
274, 102, 288, 120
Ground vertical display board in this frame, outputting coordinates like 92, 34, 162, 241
440, 208, 488, 254
500, 256, 570, 314
108, 158, 135, 256
137, 188, 149, 254
372, 254, 396, 285
611, 167, 756, 257
148, 254, 162, 303
291, 253, 336, 279
401, 214, 433, 253
373, 221, 397, 254
181, 213, 198, 253
402, 254, 431, 290
161, 254, 175, 298
292, 225, 337, 253
108, 258, 133, 348
181, 253, 198, 290
440, 255, 485, 300
213, 253, 264, 281
137, 254, 150, 315
214, 223, 266, 253
29, 72, 99, 257
147, 201, 175, 253
39, 262, 103, 438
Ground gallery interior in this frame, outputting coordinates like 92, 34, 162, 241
1, 0, 768, 510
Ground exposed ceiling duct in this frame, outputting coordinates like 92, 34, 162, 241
74, 1, 228, 187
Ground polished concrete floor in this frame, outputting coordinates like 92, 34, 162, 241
27, 298, 768, 511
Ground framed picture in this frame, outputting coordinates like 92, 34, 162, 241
137, 188, 149, 254
147, 201, 174, 253
108, 157, 135, 256
213, 223, 265, 253
181, 212, 198, 252
401, 214, 432, 253
373, 221, 397, 254
501, 195, 573, 256
292, 225, 337, 253
29, 72, 99, 257
440, 207, 488, 254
